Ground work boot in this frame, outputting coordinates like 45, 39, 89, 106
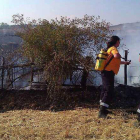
133, 113, 140, 127
138, 113, 140, 122
98, 106, 108, 118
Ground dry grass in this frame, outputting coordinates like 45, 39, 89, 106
0, 108, 140, 140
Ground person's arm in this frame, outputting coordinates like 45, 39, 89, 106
120, 61, 131, 65
111, 49, 131, 65
110, 48, 121, 59
112, 51, 131, 65
113, 53, 121, 59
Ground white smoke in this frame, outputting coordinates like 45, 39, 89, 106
111, 22, 140, 86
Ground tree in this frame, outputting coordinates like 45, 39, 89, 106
0, 22, 9, 29
12, 14, 112, 101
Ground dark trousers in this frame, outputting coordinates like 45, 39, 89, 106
100, 70, 115, 107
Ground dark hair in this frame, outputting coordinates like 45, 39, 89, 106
107, 36, 120, 49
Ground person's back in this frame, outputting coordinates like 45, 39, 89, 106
105, 46, 121, 75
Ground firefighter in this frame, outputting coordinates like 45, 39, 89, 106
99, 36, 131, 118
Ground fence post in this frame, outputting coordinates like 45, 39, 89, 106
124, 50, 128, 86
1, 57, 5, 89
11, 68, 14, 88
30, 65, 34, 83
81, 68, 89, 90
80, 56, 91, 90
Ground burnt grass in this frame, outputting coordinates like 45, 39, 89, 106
0, 84, 140, 112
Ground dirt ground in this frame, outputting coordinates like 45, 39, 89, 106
0, 85, 140, 139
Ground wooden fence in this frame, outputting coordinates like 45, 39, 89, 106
0, 58, 96, 90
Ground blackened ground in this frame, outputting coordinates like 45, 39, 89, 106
0, 85, 140, 112
113, 84, 140, 109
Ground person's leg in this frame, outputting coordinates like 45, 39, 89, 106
100, 71, 114, 107
100, 86, 104, 103
133, 106, 140, 127
137, 106, 140, 122
99, 71, 114, 118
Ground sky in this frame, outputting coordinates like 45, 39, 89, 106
0, 0, 140, 25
